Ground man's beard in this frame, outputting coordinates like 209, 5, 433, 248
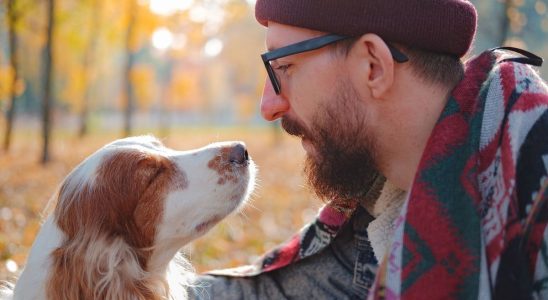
281, 80, 380, 203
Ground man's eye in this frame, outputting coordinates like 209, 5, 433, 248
275, 64, 292, 73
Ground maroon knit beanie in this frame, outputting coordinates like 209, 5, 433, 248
255, 0, 477, 58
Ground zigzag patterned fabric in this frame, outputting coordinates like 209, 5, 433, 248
370, 49, 548, 299
207, 191, 364, 276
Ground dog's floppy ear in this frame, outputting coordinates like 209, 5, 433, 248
47, 232, 174, 300
54, 150, 166, 247
47, 150, 172, 300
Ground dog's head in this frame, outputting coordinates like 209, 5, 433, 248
55, 135, 255, 252
46, 135, 255, 299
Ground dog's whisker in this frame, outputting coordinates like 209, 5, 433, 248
243, 199, 261, 214
236, 210, 251, 223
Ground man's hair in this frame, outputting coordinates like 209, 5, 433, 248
333, 38, 464, 89
400, 46, 465, 89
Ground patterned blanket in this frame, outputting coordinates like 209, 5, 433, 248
370, 48, 548, 299
211, 48, 548, 299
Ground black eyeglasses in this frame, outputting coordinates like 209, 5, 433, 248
261, 33, 409, 95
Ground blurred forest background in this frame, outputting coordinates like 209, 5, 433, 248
0, 0, 547, 281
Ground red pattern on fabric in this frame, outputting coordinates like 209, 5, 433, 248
419, 115, 469, 168
402, 182, 477, 299
318, 205, 350, 226
451, 53, 495, 116
262, 235, 301, 272
461, 154, 483, 208
499, 63, 517, 103
513, 94, 548, 111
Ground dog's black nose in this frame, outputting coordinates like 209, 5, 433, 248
229, 143, 248, 164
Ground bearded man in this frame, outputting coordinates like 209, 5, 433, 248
190, 1, 548, 299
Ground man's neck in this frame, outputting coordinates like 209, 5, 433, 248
376, 70, 455, 191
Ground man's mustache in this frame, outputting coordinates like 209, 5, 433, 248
281, 116, 308, 139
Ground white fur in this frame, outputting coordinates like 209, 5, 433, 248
1, 135, 256, 300
365, 181, 407, 262
10, 218, 62, 300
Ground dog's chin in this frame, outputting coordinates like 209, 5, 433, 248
194, 215, 225, 236
193, 187, 253, 237
187, 179, 255, 243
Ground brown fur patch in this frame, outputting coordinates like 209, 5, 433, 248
207, 147, 237, 185
47, 149, 187, 300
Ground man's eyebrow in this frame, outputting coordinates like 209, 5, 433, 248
266, 40, 286, 52
266, 44, 278, 52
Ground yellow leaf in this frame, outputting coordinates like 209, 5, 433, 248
130, 64, 157, 109
22, 220, 41, 246
0, 65, 15, 100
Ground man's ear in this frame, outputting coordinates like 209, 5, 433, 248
351, 34, 395, 99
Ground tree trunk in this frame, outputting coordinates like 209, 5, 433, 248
123, 0, 137, 137
3, 0, 19, 152
157, 59, 173, 138
500, 0, 512, 45
79, 0, 102, 138
41, 0, 55, 164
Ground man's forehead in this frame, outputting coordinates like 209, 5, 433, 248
265, 21, 327, 51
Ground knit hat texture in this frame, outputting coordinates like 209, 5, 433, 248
255, 0, 477, 57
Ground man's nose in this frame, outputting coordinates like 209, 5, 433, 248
260, 79, 289, 121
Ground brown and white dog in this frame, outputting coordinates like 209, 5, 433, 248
1, 135, 255, 300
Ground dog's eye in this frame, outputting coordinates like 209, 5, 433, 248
151, 140, 163, 148
136, 157, 165, 187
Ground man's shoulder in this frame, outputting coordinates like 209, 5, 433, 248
477, 48, 548, 148
483, 48, 548, 99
